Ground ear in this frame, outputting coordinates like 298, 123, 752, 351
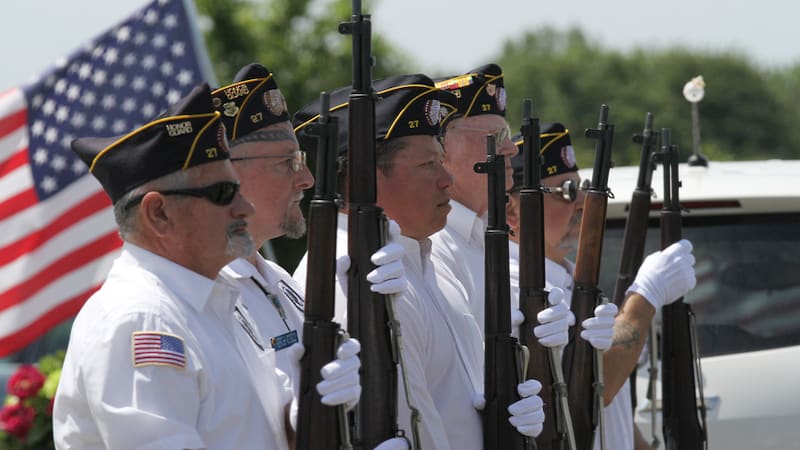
139, 192, 172, 237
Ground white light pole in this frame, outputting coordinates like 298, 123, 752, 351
682, 76, 708, 166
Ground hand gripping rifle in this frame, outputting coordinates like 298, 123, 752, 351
338, 2, 399, 448
296, 93, 352, 450
610, 112, 660, 447
562, 104, 614, 450
517, 99, 576, 450
475, 135, 530, 450
657, 129, 708, 450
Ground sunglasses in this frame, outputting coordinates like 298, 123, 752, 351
123, 180, 240, 211
230, 150, 307, 172
544, 178, 589, 203
451, 124, 512, 144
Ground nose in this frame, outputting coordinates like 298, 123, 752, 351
232, 191, 256, 218
498, 135, 518, 157
295, 163, 314, 190
438, 165, 454, 189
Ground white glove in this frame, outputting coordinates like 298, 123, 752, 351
317, 337, 361, 410
533, 287, 573, 347
367, 242, 407, 295
511, 309, 525, 328
373, 437, 409, 450
334, 243, 407, 296
508, 379, 545, 437
627, 239, 697, 309
580, 303, 618, 350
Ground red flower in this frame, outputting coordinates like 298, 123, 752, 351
0, 403, 36, 441
6, 365, 45, 400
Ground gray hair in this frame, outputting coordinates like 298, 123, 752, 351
113, 170, 190, 240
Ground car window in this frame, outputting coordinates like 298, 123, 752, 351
599, 213, 800, 357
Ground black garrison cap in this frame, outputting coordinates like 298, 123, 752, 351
293, 73, 451, 155
434, 63, 506, 129
510, 121, 578, 191
211, 63, 290, 144
71, 83, 229, 203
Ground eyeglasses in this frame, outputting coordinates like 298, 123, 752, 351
123, 180, 240, 211
543, 178, 589, 203
230, 150, 307, 172
450, 124, 512, 145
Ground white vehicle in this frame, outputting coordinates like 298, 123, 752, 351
584, 158, 800, 449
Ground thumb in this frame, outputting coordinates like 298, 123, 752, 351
336, 254, 351, 275
547, 287, 565, 306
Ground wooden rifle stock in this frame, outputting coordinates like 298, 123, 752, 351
297, 93, 348, 450
611, 112, 658, 307
658, 129, 707, 450
338, 2, 398, 448
562, 104, 614, 450
517, 100, 575, 450
475, 136, 528, 450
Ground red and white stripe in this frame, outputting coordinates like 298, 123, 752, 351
0, 88, 122, 356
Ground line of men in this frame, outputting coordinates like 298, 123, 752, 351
53, 61, 696, 450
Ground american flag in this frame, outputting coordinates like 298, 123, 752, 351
132, 331, 186, 369
0, 0, 214, 356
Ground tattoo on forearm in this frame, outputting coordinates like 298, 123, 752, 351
612, 320, 642, 349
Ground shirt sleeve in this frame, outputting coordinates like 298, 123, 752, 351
77, 312, 206, 450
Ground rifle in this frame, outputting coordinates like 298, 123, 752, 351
338, 2, 399, 448
474, 135, 529, 450
562, 104, 614, 450
610, 112, 659, 447
611, 112, 658, 307
297, 92, 352, 450
658, 129, 708, 450
517, 99, 575, 450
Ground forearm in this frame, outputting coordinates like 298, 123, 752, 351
602, 293, 655, 404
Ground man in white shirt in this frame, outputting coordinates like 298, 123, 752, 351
506, 124, 697, 450
293, 73, 563, 449
211, 63, 407, 449
54, 84, 360, 450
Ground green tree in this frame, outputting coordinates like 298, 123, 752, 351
496, 27, 799, 168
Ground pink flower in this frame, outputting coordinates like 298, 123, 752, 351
6, 365, 45, 400
0, 403, 36, 441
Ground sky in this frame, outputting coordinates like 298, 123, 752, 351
1, 0, 798, 92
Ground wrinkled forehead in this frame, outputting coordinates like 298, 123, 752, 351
230, 120, 298, 149
451, 113, 508, 130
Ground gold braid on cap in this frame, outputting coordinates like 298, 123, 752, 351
88, 111, 221, 173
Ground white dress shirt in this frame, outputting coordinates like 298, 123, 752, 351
430, 200, 487, 329
221, 256, 305, 383
54, 243, 290, 450
293, 213, 486, 449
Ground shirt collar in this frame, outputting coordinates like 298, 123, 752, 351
447, 200, 486, 245
121, 242, 227, 312
395, 234, 433, 275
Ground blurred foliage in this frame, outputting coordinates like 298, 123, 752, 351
496, 27, 800, 168
192, 2, 800, 271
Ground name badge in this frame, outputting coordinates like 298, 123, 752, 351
271, 330, 298, 351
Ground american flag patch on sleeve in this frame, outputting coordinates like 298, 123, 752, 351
132, 331, 186, 369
